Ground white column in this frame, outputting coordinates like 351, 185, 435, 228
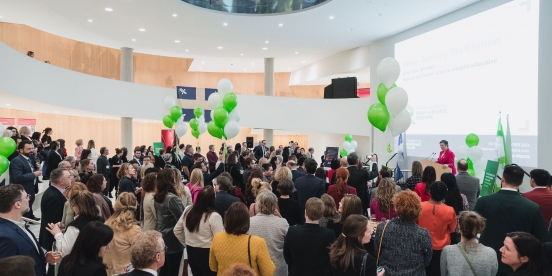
121, 117, 133, 152
120, 47, 133, 82
263, 58, 274, 147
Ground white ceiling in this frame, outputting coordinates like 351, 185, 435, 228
0, 0, 478, 73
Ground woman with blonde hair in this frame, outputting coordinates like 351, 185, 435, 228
87, 139, 98, 170
140, 162, 154, 180
249, 178, 282, 218
270, 166, 292, 198
327, 194, 363, 238
370, 178, 399, 221
103, 192, 142, 276
68, 169, 79, 185
319, 194, 341, 228
327, 167, 357, 207
186, 168, 204, 204
258, 158, 269, 171
19, 126, 31, 141
170, 168, 192, 207
61, 182, 88, 227
75, 139, 83, 161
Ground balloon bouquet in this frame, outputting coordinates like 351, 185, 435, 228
367, 57, 412, 152
162, 97, 189, 138
207, 78, 241, 140
340, 134, 358, 157
0, 135, 16, 176
188, 107, 207, 139
455, 133, 487, 179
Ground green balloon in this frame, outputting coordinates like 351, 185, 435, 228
222, 93, 238, 113
465, 133, 480, 148
376, 83, 396, 105
340, 149, 348, 157
367, 103, 390, 132
162, 115, 174, 129
344, 133, 353, 142
213, 107, 229, 128
0, 155, 8, 175
467, 158, 475, 176
207, 121, 223, 139
193, 107, 203, 118
170, 106, 182, 122
189, 118, 199, 130
192, 129, 200, 139
0, 136, 16, 157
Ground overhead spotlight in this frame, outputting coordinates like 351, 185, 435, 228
262, 47, 268, 50
302, 60, 306, 63
172, 14, 177, 17
329, 15, 334, 19
175, 40, 180, 43
265, 41, 269, 44
105, 7, 113, 11
240, 54, 244, 56
217, 46, 223, 49
201, 62, 205, 64
88, 19, 93, 22
54, 111, 59, 114
185, 49, 189, 52
295, 52, 298, 54
139, 28, 145, 31
223, 22, 228, 26
5, 103, 10, 106
132, 39, 136, 41
199, 67, 202, 70
279, 23, 283, 27
287, 67, 290, 70
243, 68, 246, 71
251, 63, 254, 65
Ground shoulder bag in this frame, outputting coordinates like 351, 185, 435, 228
376, 220, 390, 266
359, 253, 369, 276
248, 235, 252, 267
456, 244, 478, 276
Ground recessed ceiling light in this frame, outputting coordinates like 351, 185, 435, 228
175, 40, 180, 43
347, 28, 353, 31
185, 49, 189, 52
132, 39, 136, 41
172, 14, 177, 17
262, 47, 268, 50
302, 60, 306, 63
88, 19, 93, 22
251, 63, 254, 65
139, 28, 145, 32
295, 52, 298, 54
199, 67, 202, 70
223, 22, 228, 26
201, 62, 205, 64
287, 67, 290, 70
240, 54, 244, 56
217, 46, 223, 49
105, 7, 113, 11
265, 41, 269, 44
0, 16, 3, 18
329, 15, 334, 19
5, 103, 10, 106
99, 116, 102, 118
54, 111, 59, 114
243, 68, 246, 71
279, 23, 283, 27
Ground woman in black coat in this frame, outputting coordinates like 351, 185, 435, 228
45, 141, 62, 178
225, 152, 244, 193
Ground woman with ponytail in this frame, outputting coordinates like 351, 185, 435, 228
328, 214, 384, 276
103, 192, 142, 275
327, 167, 357, 207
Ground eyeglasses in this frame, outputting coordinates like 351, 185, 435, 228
13, 194, 30, 204
157, 246, 168, 254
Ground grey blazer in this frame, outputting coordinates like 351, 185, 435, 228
154, 192, 184, 254
455, 172, 480, 210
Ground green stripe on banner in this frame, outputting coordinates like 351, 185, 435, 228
481, 160, 499, 196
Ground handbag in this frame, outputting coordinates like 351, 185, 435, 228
456, 244, 478, 276
359, 253, 369, 276
376, 221, 390, 266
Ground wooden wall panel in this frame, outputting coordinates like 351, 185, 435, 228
0, 22, 330, 98
0, 108, 308, 155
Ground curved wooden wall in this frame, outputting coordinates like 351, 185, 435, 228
0, 22, 327, 98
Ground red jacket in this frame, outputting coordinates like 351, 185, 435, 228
523, 187, 552, 227
437, 148, 456, 175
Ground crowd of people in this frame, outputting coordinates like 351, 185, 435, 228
1, 128, 552, 276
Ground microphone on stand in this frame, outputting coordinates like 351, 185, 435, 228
430, 152, 437, 162
386, 153, 398, 167
425, 152, 436, 160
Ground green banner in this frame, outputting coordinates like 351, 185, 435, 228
153, 142, 165, 156
481, 160, 500, 196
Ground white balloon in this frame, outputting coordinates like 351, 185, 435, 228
174, 122, 187, 138
208, 93, 223, 109
388, 110, 411, 137
0, 122, 4, 134
473, 158, 487, 172
217, 78, 233, 95
228, 109, 241, 123
385, 87, 409, 116
342, 141, 352, 151
468, 146, 483, 161
350, 140, 358, 150
164, 96, 176, 110
347, 148, 355, 154
198, 116, 205, 123
377, 57, 401, 88
224, 121, 240, 139
455, 146, 469, 160
198, 121, 207, 134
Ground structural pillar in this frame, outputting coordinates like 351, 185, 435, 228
121, 48, 133, 150
263, 58, 274, 147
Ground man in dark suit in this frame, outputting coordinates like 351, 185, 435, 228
455, 159, 480, 210
284, 197, 335, 276
254, 140, 267, 160
346, 153, 378, 216
9, 140, 41, 220
214, 176, 240, 221
474, 165, 549, 276
0, 184, 56, 276
293, 158, 325, 215
287, 160, 306, 183
193, 161, 225, 187
523, 169, 552, 234
97, 147, 111, 197
120, 230, 166, 276
39, 169, 69, 255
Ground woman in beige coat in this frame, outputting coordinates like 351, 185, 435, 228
103, 192, 142, 275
